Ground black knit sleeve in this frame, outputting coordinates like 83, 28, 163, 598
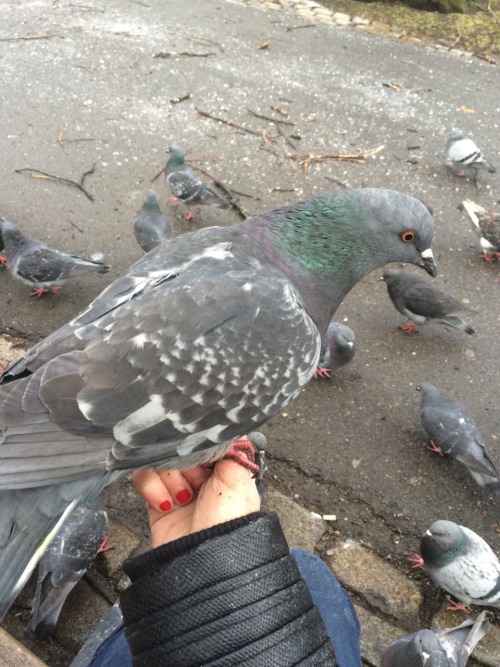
121, 512, 336, 666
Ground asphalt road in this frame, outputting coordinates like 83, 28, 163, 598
0, 0, 499, 655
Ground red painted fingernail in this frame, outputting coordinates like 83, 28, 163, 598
176, 489, 191, 504
159, 499, 172, 512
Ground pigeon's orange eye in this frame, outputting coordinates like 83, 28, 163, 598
400, 231, 417, 243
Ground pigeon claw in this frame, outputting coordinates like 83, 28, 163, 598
51, 285, 63, 295
183, 211, 195, 222
0, 255, 7, 266
223, 435, 261, 476
168, 196, 179, 204
30, 287, 50, 298
398, 321, 419, 334
481, 251, 498, 263
96, 536, 114, 555
446, 598, 471, 614
427, 440, 445, 457
314, 367, 332, 379
407, 553, 425, 569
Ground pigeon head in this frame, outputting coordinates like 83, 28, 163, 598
167, 144, 185, 167
449, 128, 464, 142
144, 189, 161, 211
414, 630, 450, 665
0, 219, 28, 251
420, 520, 465, 567
416, 381, 440, 400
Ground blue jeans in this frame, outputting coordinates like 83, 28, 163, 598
80, 549, 362, 667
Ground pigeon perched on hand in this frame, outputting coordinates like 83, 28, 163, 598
461, 199, 500, 263
409, 520, 500, 611
381, 612, 488, 667
0, 188, 437, 619
28, 496, 108, 640
165, 144, 230, 220
314, 321, 355, 379
0, 218, 110, 297
133, 189, 172, 253
417, 382, 500, 496
444, 129, 496, 183
382, 269, 475, 335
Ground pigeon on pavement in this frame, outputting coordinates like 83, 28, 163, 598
0, 218, 110, 297
314, 321, 355, 379
461, 199, 500, 263
417, 382, 500, 496
410, 520, 500, 611
0, 188, 437, 619
28, 495, 108, 640
381, 612, 488, 667
134, 189, 172, 253
164, 144, 230, 220
444, 129, 496, 182
382, 269, 475, 335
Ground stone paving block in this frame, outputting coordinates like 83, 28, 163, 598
354, 603, 404, 667
53, 580, 111, 654
262, 489, 326, 551
351, 16, 371, 26
327, 540, 422, 626
332, 11, 351, 24
0, 628, 48, 667
433, 608, 500, 667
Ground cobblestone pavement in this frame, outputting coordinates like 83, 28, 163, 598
0, 0, 499, 665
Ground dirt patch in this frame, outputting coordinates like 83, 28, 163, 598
322, 0, 500, 57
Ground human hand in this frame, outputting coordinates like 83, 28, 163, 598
133, 459, 261, 548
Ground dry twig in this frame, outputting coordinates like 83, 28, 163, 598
196, 109, 262, 136
15, 164, 96, 201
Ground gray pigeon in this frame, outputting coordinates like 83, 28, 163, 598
0, 188, 437, 619
461, 199, 500, 263
381, 612, 488, 667
382, 269, 475, 335
133, 189, 172, 253
314, 321, 355, 379
414, 520, 500, 609
444, 129, 496, 182
28, 495, 108, 640
0, 218, 111, 297
417, 382, 500, 496
164, 144, 230, 219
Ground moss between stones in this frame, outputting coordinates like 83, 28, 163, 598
320, 0, 500, 56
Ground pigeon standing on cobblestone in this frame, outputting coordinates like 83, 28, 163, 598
0, 218, 110, 297
27, 495, 108, 640
461, 199, 500, 262
314, 321, 355, 379
134, 189, 172, 253
381, 612, 488, 667
444, 129, 496, 182
382, 269, 475, 335
418, 382, 500, 496
0, 188, 437, 620
410, 520, 500, 610
165, 144, 230, 220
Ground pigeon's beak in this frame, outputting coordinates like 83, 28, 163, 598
424, 530, 432, 537
419, 249, 438, 277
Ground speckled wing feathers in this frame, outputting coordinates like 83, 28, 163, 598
1, 244, 320, 482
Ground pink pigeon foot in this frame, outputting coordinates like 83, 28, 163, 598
31, 287, 49, 298
223, 435, 261, 475
398, 321, 419, 334
183, 211, 195, 222
0, 255, 6, 265
314, 367, 332, 379
96, 536, 113, 555
168, 196, 179, 204
427, 440, 445, 457
407, 553, 424, 569
447, 598, 471, 613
